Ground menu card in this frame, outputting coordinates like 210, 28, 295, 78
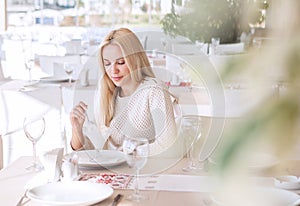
79, 173, 132, 189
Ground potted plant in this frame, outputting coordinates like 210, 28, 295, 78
160, 0, 269, 43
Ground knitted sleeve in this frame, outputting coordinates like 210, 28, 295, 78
147, 82, 178, 156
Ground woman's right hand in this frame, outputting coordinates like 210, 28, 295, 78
70, 101, 88, 130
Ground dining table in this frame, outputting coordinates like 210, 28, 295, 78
0, 152, 300, 206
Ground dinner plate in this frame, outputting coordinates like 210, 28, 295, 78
40, 76, 70, 83
210, 188, 300, 206
274, 175, 300, 190
66, 150, 126, 169
23, 80, 40, 87
27, 181, 113, 206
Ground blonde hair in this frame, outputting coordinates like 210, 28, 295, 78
97, 28, 155, 126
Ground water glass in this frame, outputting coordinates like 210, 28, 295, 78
180, 115, 203, 173
211, 37, 220, 55
123, 137, 149, 202
63, 63, 75, 87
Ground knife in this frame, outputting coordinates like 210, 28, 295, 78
111, 194, 123, 206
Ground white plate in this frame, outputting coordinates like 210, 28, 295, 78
23, 80, 40, 87
209, 152, 279, 171
211, 188, 300, 206
27, 181, 113, 206
274, 175, 300, 190
67, 150, 126, 169
40, 76, 70, 83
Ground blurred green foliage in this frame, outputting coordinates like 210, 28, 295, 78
161, 0, 269, 43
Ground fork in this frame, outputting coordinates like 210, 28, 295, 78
16, 189, 29, 206
110, 194, 123, 206
85, 112, 95, 125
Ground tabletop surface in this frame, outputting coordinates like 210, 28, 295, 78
1, 155, 300, 206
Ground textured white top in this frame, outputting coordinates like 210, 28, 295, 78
83, 77, 178, 156
107, 77, 177, 156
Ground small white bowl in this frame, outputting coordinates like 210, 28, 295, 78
274, 175, 300, 190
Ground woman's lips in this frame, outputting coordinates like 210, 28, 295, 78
112, 76, 123, 82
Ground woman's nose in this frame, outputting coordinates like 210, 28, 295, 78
110, 62, 119, 73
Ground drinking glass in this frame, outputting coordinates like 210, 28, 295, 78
122, 137, 149, 202
211, 37, 220, 55
180, 115, 202, 173
24, 52, 35, 82
160, 37, 167, 52
63, 63, 75, 87
23, 115, 46, 171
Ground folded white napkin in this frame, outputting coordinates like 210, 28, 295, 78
131, 175, 218, 192
128, 175, 275, 193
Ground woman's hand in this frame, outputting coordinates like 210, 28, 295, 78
70, 101, 88, 131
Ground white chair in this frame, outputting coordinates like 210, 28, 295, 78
171, 43, 202, 55
135, 30, 173, 52
0, 85, 66, 167
152, 66, 174, 83
0, 135, 3, 169
216, 42, 245, 55
78, 55, 100, 86
1, 39, 28, 79
0, 61, 5, 80
38, 55, 81, 77
53, 62, 83, 80
62, 40, 82, 55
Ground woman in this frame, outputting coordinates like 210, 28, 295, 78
70, 28, 177, 156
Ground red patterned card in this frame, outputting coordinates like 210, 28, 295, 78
79, 173, 133, 189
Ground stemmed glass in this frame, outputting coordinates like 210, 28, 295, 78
63, 63, 74, 87
211, 37, 220, 55
24, 51, 35, 82
122, 137, 149, 202
160, 37, 167, 53
180, 115, 203, 173
23, 115, 46, 171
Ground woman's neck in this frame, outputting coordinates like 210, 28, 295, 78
119, 81, 140, 97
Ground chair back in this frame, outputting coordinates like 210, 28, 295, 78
0, 135, 3, 169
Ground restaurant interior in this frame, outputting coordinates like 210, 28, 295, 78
1, 0, 300, 206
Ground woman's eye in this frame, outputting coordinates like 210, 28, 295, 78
117, 60, 125, 65
104, 61, 111, 67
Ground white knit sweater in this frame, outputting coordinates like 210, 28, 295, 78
84, 77, 178, 156
108, 77, 177, 156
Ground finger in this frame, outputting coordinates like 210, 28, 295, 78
72, 109, 86, 120
78, 101, 88, 111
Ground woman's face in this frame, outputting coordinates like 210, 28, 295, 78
103, 44, 131, 87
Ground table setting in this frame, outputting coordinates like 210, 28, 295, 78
0, 143, 299, 206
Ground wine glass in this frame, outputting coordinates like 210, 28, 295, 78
160, 37, 167, 53
180, 115, 203, 173
23, 115, 46, 171
63, 63, 75, 87
24, 51, 35, 82
211, 37, 220, 55
122, 137, 149, 202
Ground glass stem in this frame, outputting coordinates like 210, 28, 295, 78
190, 142, 195, 167
134, 169, 140, 196
32, 141, 37, 166
28, 68, 32, 82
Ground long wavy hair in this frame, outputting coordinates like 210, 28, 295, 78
97, 28, 155, 127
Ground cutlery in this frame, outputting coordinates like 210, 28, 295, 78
16, 190, 29, 206
111, 194, 123, 206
